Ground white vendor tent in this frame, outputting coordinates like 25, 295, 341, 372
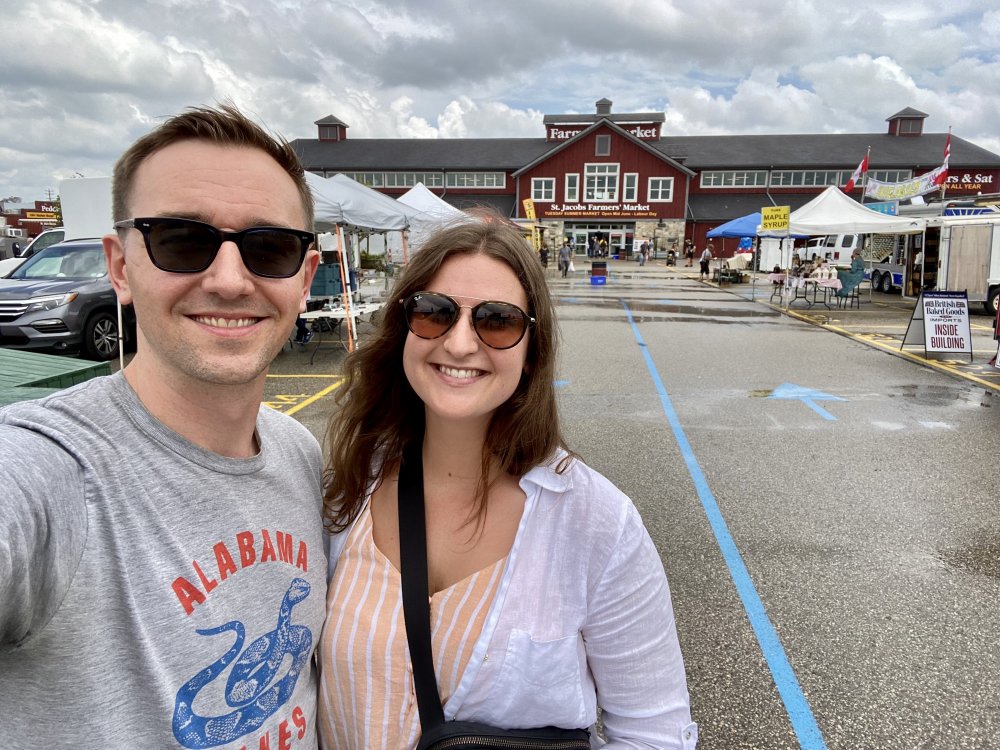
397, 183, 465, 221
759, 186, 926, 237
384, 182, 467, 259
306, 172, 418, 233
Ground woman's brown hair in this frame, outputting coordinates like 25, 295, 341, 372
322, 212, 573, 532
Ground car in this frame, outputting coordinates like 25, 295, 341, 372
17, 227, 66, 258
0, 238, 135, 360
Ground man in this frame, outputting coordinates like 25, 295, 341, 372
0, 105, 325, 749
558, 239, 572, 277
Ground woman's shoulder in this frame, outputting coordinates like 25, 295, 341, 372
522, 453, 633, 525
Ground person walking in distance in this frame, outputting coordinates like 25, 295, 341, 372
699, 242, 713, 280
558, 239, 572, 277
0, 105, 327, 749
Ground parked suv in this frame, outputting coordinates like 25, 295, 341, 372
0, 238, 134, 360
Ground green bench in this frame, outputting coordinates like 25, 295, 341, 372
0, 349, 111, 407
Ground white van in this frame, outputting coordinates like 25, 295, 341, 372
814, 234, 863, 262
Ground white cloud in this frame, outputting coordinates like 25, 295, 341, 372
1, 0, 999, 201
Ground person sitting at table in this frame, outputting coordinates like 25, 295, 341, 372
792, 255, 812, 278
809, 257, 831, 280
836, 249, 865, 297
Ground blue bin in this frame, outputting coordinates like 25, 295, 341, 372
590, 276, 607, 286
310, 264, 358, 298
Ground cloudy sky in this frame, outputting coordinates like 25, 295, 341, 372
1, 0, 998, 205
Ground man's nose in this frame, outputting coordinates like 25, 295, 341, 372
200, 241, 255, 297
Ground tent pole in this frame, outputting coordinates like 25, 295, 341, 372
336, 226, 355, 352
401, 230, 410, 265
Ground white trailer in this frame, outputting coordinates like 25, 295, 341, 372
933, 214, 1000, 313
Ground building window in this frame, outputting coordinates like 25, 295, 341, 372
700, 170, 768, 188
623, 173, 638, 202
648, 177, 674, 202
318, 125, 340, 140
384, 172, 444, 188
532, 178, 555, 202
869, 169, 912, 182
584, 163, 619, 201
595, 135, 611, 156
565, 173, 579, 202
341, 172, 384, 187
897, 119, 922, 134
445, 172, 506, 188
769, 170, 848, 188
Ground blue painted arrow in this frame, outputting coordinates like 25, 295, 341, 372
553, 380, 570, 389
769, 382, 846, 421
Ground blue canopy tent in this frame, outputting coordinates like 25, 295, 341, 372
707, 212, 761, 239
706, 212, 761, 269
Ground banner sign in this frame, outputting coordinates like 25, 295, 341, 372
944, 170, 999, 194
521, 198, 536, 220
25, 211, 59, 220
922, 291, 972, 356
761, 206, 790, 232
864, 165, 947, 201
865, 201, 898, 215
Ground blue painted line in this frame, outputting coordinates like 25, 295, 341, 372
801, 400, 836, 420
620, 299, 827, 750
553, 379, 570, 389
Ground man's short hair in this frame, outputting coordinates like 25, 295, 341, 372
111, 103, 314, 229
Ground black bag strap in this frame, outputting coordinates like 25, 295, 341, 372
397, 440, 447, 731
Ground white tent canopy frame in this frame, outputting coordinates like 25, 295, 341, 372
757, 186, 927, 308
306, 173, 422, 348
758, 186, 927, 237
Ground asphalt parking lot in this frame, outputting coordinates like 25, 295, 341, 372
259, 259, 1000, 749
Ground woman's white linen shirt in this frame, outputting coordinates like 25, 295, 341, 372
327, 454, 697, 749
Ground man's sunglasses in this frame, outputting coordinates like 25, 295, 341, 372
114, 217, 314, 279
400, 291, 535, 350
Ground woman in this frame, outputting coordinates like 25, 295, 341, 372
837, 249, 865, 296
318, 215, 696, 749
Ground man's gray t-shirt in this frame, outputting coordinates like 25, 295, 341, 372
0, 373, 327, 749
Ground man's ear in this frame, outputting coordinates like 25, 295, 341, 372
299, 248, 320, 312
103, 233, 134, 306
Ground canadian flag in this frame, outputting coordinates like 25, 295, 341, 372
844, 154, 868, 192
934, 131, 951, 186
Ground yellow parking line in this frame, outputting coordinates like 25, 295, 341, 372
759, 299, 1000, 392
285, 380, 343, 416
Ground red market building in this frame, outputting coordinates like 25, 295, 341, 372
291, 100, 1000, 257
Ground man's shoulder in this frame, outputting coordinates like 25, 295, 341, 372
0, 375, 118, 432
257, 405, 321, 454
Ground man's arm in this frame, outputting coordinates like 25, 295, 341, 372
0, 426, 87, 649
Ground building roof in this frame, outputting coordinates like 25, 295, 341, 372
887, 107, 929, 121
542, 111, 666, 125
653, 132, 999, 169
291, 137, 554, 171
291, 131, 1000, 173
314, 114, 349, 126
688, 193, 820, 221
511, 118, 695, 177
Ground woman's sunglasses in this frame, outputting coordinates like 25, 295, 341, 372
114, 217, 314, 279
400, 291, 534, 350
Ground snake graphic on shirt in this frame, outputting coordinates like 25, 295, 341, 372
172, 578, 312, 748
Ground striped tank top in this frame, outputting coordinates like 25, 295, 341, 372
318, 503, 506, 750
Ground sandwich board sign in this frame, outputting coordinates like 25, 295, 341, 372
902, 290, 973, 361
